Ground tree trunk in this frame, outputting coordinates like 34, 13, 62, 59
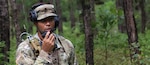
49, 0, 53, 4
123, 0, 141, 63
39, 0, 43, 2
139, 0, 146, 33
116, 0, 127, 33
69, 0, 76, 28
9, 0, 21, 47
116, 0, 123, 9
0, 0, 10, 64
55, 0, 63, 34
81, 0, 94, 65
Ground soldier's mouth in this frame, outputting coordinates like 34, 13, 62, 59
45, 28, 52, 31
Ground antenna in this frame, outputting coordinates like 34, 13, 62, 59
23, 24, 27, 32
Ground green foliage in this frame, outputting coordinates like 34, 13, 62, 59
138, 30, 150, 64
8, 36, 16, 65
0, 41, 5, 59
62, 22, 86, 65
8, 0, 150, 65
0, 41, 8, 65
95, 1, 118, 31
0, 41, 5, 48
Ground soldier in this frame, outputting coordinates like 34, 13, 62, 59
16, 3, 78, 65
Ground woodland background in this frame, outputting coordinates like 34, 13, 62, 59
0, 0, 150, 65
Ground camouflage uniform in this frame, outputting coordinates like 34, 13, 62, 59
16, 33, 78, 65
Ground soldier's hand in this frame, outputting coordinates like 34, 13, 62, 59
42, 31, 55, 53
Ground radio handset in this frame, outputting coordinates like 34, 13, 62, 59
41, 28, 57, 51
41, 28, 56, 38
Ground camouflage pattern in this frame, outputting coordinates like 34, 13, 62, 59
34, 4, 57, 20
16, 33, 78, 65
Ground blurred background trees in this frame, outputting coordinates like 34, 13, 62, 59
1, 0, 150, 65
0, 0, 10, 65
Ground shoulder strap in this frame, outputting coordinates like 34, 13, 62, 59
20, 32, 41, 56
58, 36, 74, 57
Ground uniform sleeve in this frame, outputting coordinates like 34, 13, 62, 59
34, 50, 54, 65
69, 47, 78, 65
16, 41, 35, 65
16, 41, 53, 65
59, 36, 78, 65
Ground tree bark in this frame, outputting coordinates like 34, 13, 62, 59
0, 0, 10, 64
139, 0, 146, 33
69, 0, 76, 28
123, 0, 141, 63
81, 0, 94, 65
55, 0, 63, 34
9, 0, 21, 47
116, 0, 123, 9
39, 0, 43, 2
49, 0, 53, 4
116, 0, 127, 33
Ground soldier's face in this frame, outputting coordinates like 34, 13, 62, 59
35, 17, 55, 33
